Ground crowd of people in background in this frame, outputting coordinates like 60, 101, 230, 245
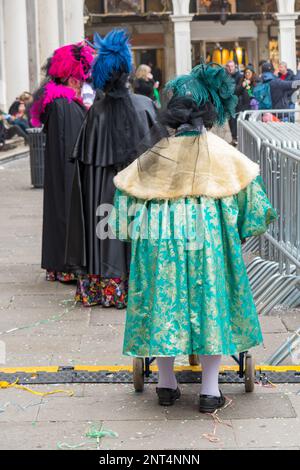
130, 57, 300, 149
1, 56, 300, 153
226, 59, 300, 146
0, 92, 33, 151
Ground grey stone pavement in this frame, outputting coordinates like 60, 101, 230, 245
0, 157, 300, 451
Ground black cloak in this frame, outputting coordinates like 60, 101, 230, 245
41, 98, 86, 272
65, 92, 157, 278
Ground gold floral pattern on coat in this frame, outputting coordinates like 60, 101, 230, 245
111, 176, 277, 357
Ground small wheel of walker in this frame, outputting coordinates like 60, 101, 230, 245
244, 354, 255, 393
133, 358, 145, 393
189, 354, 200, 366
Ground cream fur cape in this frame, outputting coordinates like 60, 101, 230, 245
113, 131, 260, 200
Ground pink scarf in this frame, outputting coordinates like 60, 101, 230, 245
30, 81, 84, 128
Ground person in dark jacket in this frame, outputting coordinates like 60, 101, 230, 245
278, 61, 299, 81
30, 43, 94, 282
65, 30, 157, 308
261, 62, 300, 112
236, 65, 258, 113
225, 60, 243, 146
8, 101, 29, 137
277, 61, 300, 118
0, 111, 28, 150
134, 64, 155, 99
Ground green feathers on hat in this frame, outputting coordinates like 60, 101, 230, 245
165, 63, 238, 126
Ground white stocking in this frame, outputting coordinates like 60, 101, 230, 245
200, 355, 222, 397
156, 357, 177, 390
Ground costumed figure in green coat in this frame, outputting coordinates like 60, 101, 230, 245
110, 64, 277, 413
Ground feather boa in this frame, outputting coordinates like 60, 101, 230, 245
30, 81, 83, 128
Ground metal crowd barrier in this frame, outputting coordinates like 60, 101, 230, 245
239, 108, 300, 123
238, 109, 300, 159
239, 113, 300, 364
245, 143, 300, 311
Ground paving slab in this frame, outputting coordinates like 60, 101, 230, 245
99, 419, 237, 450
37, 386, 166, 422
232, 418, 300, 449
0, 386, 42, 423
0, 264, 41, 284
280, 311, 300, 333
89, 308, 126, 326
259, 316, 287, 334
0, 421, 93, 450
252, 332, 292, 364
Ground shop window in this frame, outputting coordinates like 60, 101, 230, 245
105, 0, 143, 13
192, 41, 250, 69
236, 0, 276, 13
207, 1, 223, 12
133, 48, 164, 84
195, 1, 235, 13
194, 0, 277, 13
144, 0, 172, 12
85, 0, 105, 13
190, 0, 197, 13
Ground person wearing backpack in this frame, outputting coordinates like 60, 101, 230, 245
254, 62, 300, 115
253, 63, 274, 110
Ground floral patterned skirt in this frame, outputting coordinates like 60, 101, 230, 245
75, 275, 128, 309
46, 271, 77, 283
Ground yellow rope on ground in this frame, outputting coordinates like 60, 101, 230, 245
0, 379, 74, 397
202, 396, 233, 444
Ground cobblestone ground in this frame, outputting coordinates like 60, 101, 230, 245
0, 157, 300, 450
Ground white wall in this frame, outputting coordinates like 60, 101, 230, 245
171, 0, 193, 74
191, 20, 258, 42
3, 0, 30, 108
37, 0, 60, 66
27, 0, 41, 92
277, 0, 296, 13
172, 0, 190, 15
62, 0, 85, 44
0, 0, 6, 110
276, 0, 298, 70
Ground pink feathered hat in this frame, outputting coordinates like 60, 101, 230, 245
48, 43, 94, 82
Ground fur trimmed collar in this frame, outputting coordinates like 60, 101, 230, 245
31, 81, 84, 127
114, 132, 260, 200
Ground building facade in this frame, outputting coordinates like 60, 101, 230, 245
0, 0, 299, 111
85, 0, 300, 79
0, 0, 85, 111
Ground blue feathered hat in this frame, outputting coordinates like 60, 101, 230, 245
92, 29, 133, 90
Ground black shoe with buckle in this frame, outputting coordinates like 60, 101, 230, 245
156, 387, 181, 406
199, 390, 226, 414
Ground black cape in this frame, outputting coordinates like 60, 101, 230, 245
41, 98, 86, 272
65, 92, 157, 278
